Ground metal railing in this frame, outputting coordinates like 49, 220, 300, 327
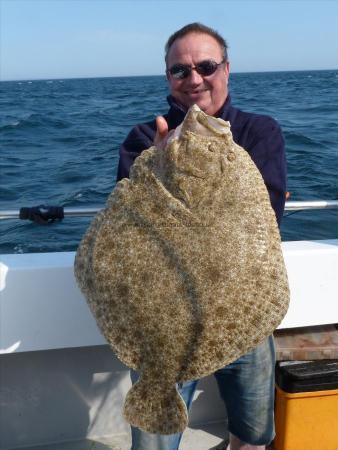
284, 200, 338, 211
0, 200, 338, 221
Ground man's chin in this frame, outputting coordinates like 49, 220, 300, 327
191, 100, 223, 116
185, 99, 209, 112
194, 101, 214, 115
175, 96, 212, 114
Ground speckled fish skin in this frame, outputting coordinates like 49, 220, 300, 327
74, 105, 290, 434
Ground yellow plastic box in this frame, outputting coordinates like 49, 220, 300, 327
274, 360, 338, 450
274, 385, 338, 450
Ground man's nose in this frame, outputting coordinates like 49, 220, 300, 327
188, 68, 204, 84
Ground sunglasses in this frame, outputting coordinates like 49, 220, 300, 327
167, 58, 226, 80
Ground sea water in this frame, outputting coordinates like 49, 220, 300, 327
1, 70, 337, 254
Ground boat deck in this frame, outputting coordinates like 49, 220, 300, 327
11, 422, 276, 450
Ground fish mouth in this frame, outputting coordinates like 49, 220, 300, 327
167, 104, 231, 145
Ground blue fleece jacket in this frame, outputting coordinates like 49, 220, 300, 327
116, 94, 287, 226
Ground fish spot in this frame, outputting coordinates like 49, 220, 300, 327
207, 339, 218, 349
86, 277, 94, 290
207, 143, 216, 153
215, 305, 227, 317
227, 151, 236, 161
251, 315, 261, 327
161, 397, 172, 408
194, 323, 204, 334
76, 261, 84, 272
134, 330, 143, 340
206, 266, 221, 282
141, 272, 151, 283
116, 282, 129, 298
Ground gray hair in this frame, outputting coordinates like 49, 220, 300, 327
165, 23, 228, 64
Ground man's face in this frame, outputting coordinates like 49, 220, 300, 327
166, 32, 230, 116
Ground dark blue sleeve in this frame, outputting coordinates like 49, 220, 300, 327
248, 118, 287, 227
116, 122, 156, 182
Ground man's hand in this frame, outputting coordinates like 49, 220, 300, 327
154, 116, 169, 149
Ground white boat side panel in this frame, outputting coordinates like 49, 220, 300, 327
1, 240, 337, 353
279, 239, 338, 328
0, 252, 106, 354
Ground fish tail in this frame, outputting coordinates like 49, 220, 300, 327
123, 377, 188, 435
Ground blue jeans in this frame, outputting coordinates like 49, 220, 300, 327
130, 336, 275, 450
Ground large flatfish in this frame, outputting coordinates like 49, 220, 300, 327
74, 104, 289, 434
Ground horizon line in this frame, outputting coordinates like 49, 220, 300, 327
1, 67, 338, 83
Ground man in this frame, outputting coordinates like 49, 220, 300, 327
117, 23, 286, 450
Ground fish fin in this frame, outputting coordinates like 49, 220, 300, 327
123, 378, 188, 435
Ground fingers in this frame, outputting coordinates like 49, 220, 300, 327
154, 116, 169, 148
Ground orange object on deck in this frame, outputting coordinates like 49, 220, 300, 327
274, 361, 338, 450
274, 386, 338, 450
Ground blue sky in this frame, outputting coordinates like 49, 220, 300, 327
1, 0, 338, 81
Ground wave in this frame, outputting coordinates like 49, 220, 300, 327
54, 170, 95, 184
283, 130, 328, 149
61, 187, 110, 207
0, 187, 20, 201
0, 113, 71, 132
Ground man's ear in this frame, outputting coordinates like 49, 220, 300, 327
224, 61, 230, 77
224, 61, 230, 85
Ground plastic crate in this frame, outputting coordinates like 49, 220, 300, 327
274, 360, 338, 450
